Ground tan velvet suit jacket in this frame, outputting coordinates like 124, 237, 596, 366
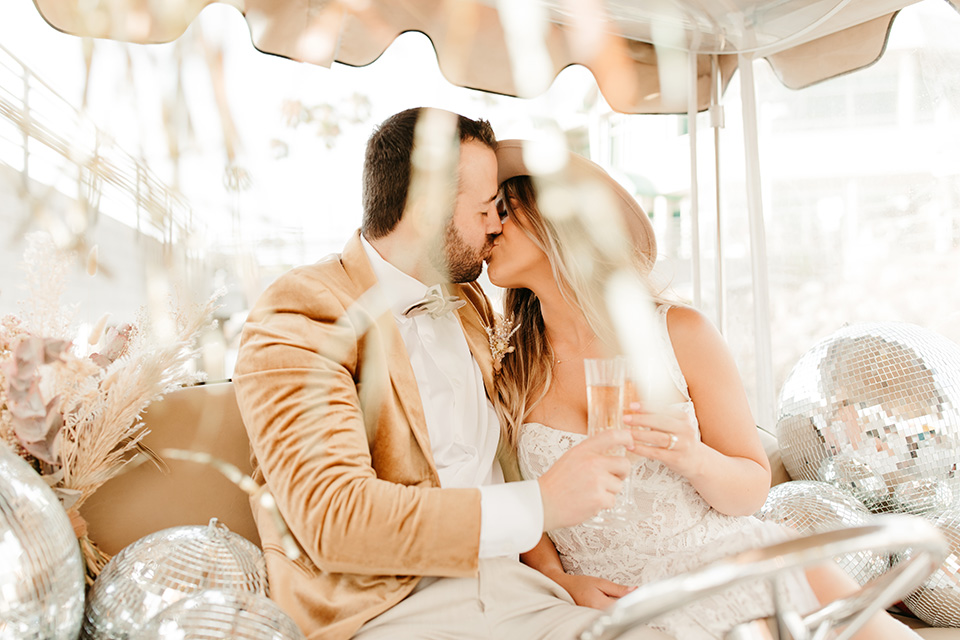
234, 232, 515, 640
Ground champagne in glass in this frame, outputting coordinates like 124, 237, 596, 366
587, 383, 623, 436
583, 357, 632, 528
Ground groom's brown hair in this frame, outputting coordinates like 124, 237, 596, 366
361, 107, 496, 240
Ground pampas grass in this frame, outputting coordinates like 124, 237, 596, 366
57, 297, 218, 503
0, 232, 221, 582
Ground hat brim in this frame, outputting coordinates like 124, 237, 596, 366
495, 139, 657, 265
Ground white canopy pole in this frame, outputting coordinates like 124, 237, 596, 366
687, 42, 701, 309
711, 55, 725, 335
737, 52, 776, 429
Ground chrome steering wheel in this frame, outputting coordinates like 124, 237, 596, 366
577, 515, 946, 640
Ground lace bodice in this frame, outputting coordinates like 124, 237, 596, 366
521, 419, 754, 570
517, 306, 815, 638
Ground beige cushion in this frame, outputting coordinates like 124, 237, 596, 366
895, 613, 960, 638
81, 381, 260, 555
758, 426, 791, 487
915, 629, 960, 639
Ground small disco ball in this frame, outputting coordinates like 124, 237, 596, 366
903, 508, 960, 626
777, 322, 960, 516
82, 518, 268, 639
755, 480, 889, 585
817, 454, 888, 512
133, 589, 304, 639
0, 446, 85, 639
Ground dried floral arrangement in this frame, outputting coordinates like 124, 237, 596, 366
0, 233, 221, 583
485, 313, 520, 374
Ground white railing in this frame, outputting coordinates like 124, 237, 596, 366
0, 43, 195, 251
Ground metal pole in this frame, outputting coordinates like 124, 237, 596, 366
687, 46, 701, 309
711, 55, 724, 335
737, 52, 776, 429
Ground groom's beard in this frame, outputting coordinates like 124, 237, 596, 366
431, 216, 493, 284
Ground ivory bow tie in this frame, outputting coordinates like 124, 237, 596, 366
402, 285, 466, 318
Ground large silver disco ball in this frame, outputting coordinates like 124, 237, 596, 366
134, 589, 304, 639
903, 508, 960, 627
777, 322, 960, 516
0, 446, 85, 639
755, 480, 888, 585
82, 518, 268, 639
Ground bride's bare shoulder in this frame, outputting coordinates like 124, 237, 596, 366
662, 304, 719, 343
662, 305, 738, 385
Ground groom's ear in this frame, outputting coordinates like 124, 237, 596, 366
404, 108, 460, 233
383, 199, 443, 278
396, 198, 442, 247
400, 196, 427, 233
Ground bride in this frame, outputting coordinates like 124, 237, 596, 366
486, 140, 920, 639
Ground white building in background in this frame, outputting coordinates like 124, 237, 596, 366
588, 0, 960, 414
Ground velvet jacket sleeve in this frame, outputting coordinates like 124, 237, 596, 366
233, 256, 483, 578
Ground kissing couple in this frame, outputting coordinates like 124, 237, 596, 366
234, 107, 919, 640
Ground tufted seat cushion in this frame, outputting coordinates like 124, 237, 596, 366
80, 381, 260, 556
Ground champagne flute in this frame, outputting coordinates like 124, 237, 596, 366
583, 356, 633, 528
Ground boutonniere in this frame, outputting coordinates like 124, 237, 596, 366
484, 314, 520, 374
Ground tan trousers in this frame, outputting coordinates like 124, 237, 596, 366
353, 558, 674, 640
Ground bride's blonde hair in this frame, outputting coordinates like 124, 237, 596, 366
493, 174, 673, 449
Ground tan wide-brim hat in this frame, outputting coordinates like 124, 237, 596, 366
495, 139, 657, 265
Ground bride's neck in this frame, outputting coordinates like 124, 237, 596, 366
536, 286, 593, 348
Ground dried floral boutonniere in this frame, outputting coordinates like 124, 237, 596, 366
485, 314, 520, 374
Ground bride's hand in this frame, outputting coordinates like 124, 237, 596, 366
549, 571, 636, 609
623, 402, 705, 478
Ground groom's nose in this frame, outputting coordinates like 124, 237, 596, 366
483, 202, 503, 236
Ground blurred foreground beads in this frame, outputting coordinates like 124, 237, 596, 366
134, 589, 305, 639
0, 446, 85, 639
903, 508, 960, 626
755, 480, 888, 585
777, 322, 960, 515
82, 518, 267, 639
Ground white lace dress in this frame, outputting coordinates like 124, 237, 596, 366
518, 307, 817, 639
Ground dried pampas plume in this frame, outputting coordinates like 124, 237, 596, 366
86, 244, 99, 276
0, 232, 223, 582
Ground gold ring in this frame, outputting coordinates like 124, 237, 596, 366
667, 434, 678, 450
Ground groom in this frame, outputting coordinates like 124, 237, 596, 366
233, 107, 669, 640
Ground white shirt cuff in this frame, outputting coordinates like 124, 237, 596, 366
478, 480, 543, 558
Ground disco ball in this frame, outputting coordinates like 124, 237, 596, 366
82, 518, 268, 639
755, 480, 889, 585
134, 589, 304, 639
817, 454, 888, 512
903, 508, 960, 626
891, 478, 954, 515
777, 322, 960, 516
0, 446, 85, 639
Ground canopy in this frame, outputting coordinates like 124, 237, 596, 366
31, 0, 959, 114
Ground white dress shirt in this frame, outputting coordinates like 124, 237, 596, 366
361, 235, 542, 558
